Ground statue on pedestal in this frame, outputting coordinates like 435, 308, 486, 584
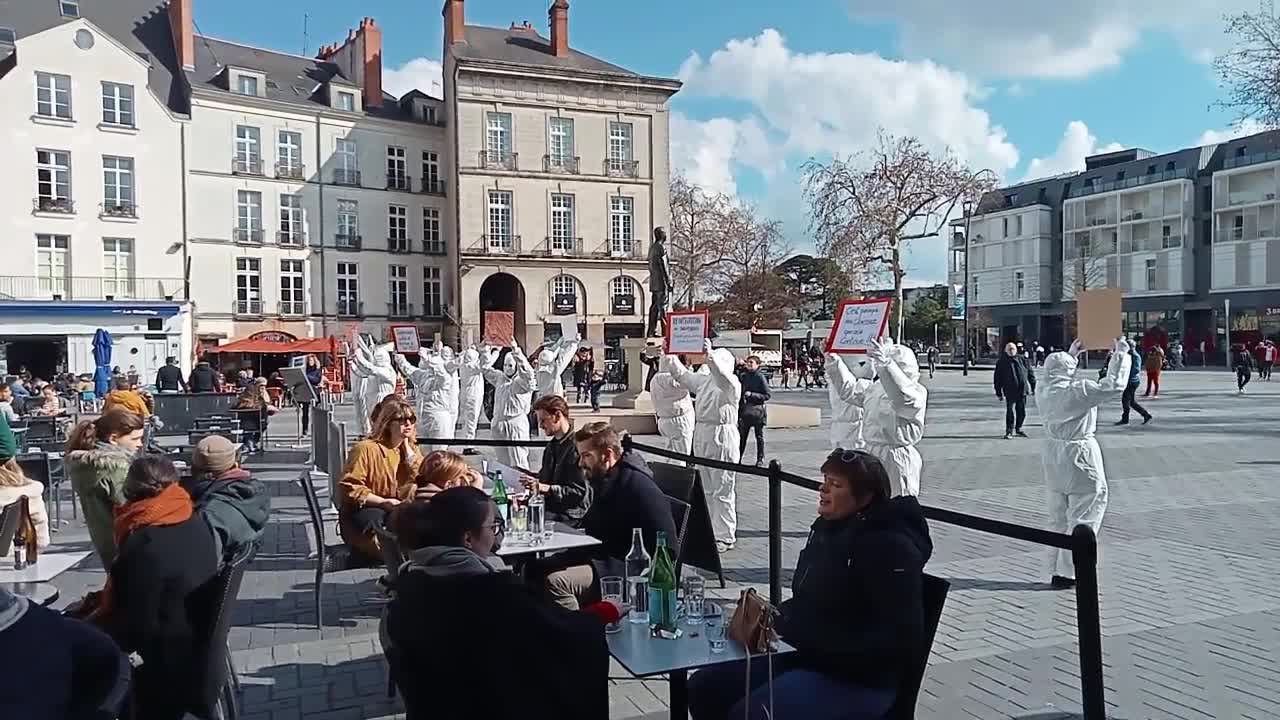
647, 227, 673, 338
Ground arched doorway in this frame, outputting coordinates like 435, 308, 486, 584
479, 272, 526, 345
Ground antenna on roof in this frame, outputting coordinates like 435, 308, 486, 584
303, 13, 310, 56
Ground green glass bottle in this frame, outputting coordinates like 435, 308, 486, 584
491, 471, 510, 526
647, 531, 678, 633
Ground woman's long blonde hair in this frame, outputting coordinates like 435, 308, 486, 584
370, 396, 417, 450
415, 450, 480, 489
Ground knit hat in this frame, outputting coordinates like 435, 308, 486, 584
193, 435, 238, 474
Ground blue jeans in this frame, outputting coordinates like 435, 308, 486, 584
688, 655, 895, 720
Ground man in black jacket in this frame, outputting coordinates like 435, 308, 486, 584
526, 395, 592, 525
736, 355, 771, 466
154, 356, 187, 393
535, 422, 677, 610
187, 358, 221, 393
994, 342, 1036, 439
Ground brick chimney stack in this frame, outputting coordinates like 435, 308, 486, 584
444, 0, 466, 46
168, 0, 195, 70
549, 0, 569, 58
317, 18, 384, 109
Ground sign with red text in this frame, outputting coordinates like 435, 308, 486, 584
664, 310, 710, 356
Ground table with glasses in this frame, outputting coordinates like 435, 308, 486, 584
607, 613, 795, 720
494, 521, 601, 558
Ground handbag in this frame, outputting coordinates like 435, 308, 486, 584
727, 587, 778, 655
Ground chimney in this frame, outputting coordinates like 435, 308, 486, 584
168, 0, 195, 70
358, 17, 383, 110
443, 0, 465, 46
549, 0, 569, 58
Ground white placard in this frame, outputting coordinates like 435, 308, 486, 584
825, 299, 892, 354
390, 325, 421, 354
664, 310, 710, 355
558, 314, 579, 342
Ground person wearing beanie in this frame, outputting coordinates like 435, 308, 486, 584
182, 435, 269, 565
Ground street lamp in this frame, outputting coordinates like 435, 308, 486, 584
962, 198, 973, 377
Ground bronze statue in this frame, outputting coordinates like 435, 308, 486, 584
647, 227, 673, 337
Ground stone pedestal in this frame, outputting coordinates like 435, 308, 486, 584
611, 337, 658, 412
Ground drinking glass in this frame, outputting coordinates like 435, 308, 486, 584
600, 576, 625, 634
704, 603, 725, 652
542, 518, 556, 542
683, 574, 706, 625
510, 504, 529, 544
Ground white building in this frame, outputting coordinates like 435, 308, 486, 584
0, 0, 192, 380
951, 203, 1055, 308
1211, 150, 1280, 292
443, 0, 681, 352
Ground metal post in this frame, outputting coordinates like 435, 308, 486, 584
767, 460, 783, 606
962, 209, 972, 376
1071, 524, 1106, 719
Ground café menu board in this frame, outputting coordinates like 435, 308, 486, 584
824, 298, 892, 354
664, 310, 710, 356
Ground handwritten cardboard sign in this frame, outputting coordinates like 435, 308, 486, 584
664, 310, 710, 356
390, 325, 421, 354
824, 298, 892, 354
558, 314, 579, 343
1077, 288, 1123, 350
483, 311, 515, 347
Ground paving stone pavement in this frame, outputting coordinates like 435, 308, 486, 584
29, 368, 1280, 719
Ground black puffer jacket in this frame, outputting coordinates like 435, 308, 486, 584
570, 450, 677, 580
188, 363, 220, 393
778, 496, 933, 690
737, 367, 771, 422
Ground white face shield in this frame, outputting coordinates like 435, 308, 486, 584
503, 354, 517, 378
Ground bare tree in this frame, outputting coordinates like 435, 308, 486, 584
803, 131, 994, 339
708, 203, 791, 298
668, 175, 734, 308
1215, 2, 1280, 128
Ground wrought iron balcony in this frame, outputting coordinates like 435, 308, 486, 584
337, 299, 363, 318
234, 299, 263, 317
463, 234, 522, 255
234, 227, 264, 245
387, 302, 415, 319
0, 275, 184, 301
543, 155, 580, 174
277, 230, 305, 247
422, 302, 445, 319
479, 150, 518, 171
333, 169, 361, 186
33, 197, 74, 214
386, 173, 412, 192
421, 177, 447, 195
388, 237, 413, 254
100, 202, 137, 219
275, 162, 306, 180
604, 158, 640, 178
541, 236, 584, 256
423, 241, 447, 256
334, 234, 362, 250
232, 156, 263, 176
278, 300, 306, 317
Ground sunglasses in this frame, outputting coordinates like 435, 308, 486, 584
830, 447, 873, 463
392, 415, 417, 425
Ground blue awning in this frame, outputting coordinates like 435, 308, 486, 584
0, 301, 183, 317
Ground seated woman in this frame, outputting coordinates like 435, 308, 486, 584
688, 450, 933, 720
338, 397, 424, 562
65, 409, 145, 567
32, 384, 63, 416
385, 488, 615, 720
233, 379, 278, 453
413, 449, 484, 500
0, 413, 50, 552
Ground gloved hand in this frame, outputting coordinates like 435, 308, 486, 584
824, 353, 841, 370
510, 341, 522, 358
1068, 339, 1084, 358
703, 339, 714, 356
866, 337, 893, 365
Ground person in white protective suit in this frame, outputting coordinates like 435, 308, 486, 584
1038, 337, 1131, 589
534, 334, 581, 401
824, 353, 875, 451
650, 368, 695, 460
350, 340, 398, 436
662, 339, 742, 551
860, 337, 929, 498
392, 344, 459, 452
483, 344, 536, 470
456, 345, 494, 454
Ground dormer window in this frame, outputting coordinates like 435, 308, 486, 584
329, 82, 360, 112
0, 27, 17, 44
227, 68, 266, 97
337, 91, 355, 112
237, 75, 258, 96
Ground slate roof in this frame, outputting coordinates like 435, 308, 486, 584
455, 24, 679, 88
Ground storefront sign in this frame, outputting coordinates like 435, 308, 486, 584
248, 330, 296, 344
552, 293, 577, 315
612, 294, 636, 316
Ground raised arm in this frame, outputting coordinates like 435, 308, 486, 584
662, 353, 710, 394
702, 340, 740, 395
393, 353, 427, 384
867, 339, 926, 413
1074, 338, 1132, 405
554, 336, 580, 377
826, 354, 873, 405
509, 343, 536, 394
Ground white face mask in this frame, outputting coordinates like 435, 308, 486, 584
503, 356, 517, 378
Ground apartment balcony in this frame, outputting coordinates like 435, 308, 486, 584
99, 202, 137, 219
278, 300, 306, 317
478, 150, 518, 171
1224, 150, 1280, 171
386, 173, 412, 192
1216, 190, 1279, 210
422, 241, 447, 256
275, 162, 306, 181
598, 238, 644, 260
0, 275, 185, 301
387, 302, 415, 319
32, 197, 74, 214
543, 155, 580, 174
234, 299, 263, 317
234, 227, 264, 245
232, 157, 264, 176
337, 300, 363, 318
604, 158, 640, 179
333, 169, 361, 186
388, 237, 413, 254
277, 230, 305, 247
462, 235, 522, 255
420, 178, 447, 195
334, 234, 362, 250
537, 236, 585, 257
1065, 168, 1194, 199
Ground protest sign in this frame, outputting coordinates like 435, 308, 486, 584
390, 325, 421, 354
824, 298, 892, 354
1077, 288, 1123, 350
483, 311, 515, 346
664, 310, 710, 356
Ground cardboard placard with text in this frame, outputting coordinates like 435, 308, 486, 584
664, 310, 710, 359
1076, 288, 1124, 350
483, 311, 516, 347
824, 298, 892, 354
390, 325, 421, 354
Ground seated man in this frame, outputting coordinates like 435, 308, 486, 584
525, 395, 592, 526
534, 422, 677, 610
183, 435, 270, 565
0, 383, 18, 423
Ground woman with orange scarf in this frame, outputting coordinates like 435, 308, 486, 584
339, 396, 425, 562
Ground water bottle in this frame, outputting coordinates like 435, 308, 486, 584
625, 528, 650, 624
527, 490, 546, 542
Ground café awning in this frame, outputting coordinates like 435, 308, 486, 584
209, 334, 338, 355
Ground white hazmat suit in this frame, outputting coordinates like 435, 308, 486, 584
860, 338, 929, 498
650, 371, 695, 461
664, 340, 742, 547
394, 345, 459, 452
456, 346, 487, 446
484, 345, 535, 470
350, 340, 398, 435
1037, 339, 1131, 581
534, 335, 580, 401
824, 353, 875, 451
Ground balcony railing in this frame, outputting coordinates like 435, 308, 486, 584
479, 150, 518, 171
1224, 150, 1280, 171
100, 202, 137, 219
605, 158, 640, 178
232, 156, 264, 176
234, 299, 263, 316
388, 237, 413, 254
334, 234, 362, 250
337, 300, 363, 318
278, 300, 306, 317
463, 235, 522, 255
544, 155, 580, 174
600, 238, 644, 259
333, 169, 361, 186
275, 162, 306, 180
0, 275, 185, 301
277, 230, 305, 247
540, 236, 584, 256
33, 197, 74, 214
386, 173, 412, 192
387, 302, 415, 319
421, 177, 447, 195
423, 241, 447, 256
234, 227, 264, 245
1065, 168, 1194, 198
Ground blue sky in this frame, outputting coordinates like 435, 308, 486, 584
197, 0, 1259, 285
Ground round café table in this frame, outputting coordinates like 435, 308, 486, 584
4, 582, 59, 607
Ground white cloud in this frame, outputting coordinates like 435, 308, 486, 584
1023, 121, 1124, 182
1196, 119, 1267, 146
383, 57, 443, 99
845, 0, 1252, 79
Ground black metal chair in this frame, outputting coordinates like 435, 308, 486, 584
667, 495, 692, 578
0, 498, 22, 557
885, 574, 951, 720
295, 471, 380, 630
187, 543, 256, 720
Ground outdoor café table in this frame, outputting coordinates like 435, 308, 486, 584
4, 581, 59, 607
494, 521, 601, 558
607, 616, 796, 719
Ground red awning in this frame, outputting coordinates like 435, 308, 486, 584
210, 336, 337, 355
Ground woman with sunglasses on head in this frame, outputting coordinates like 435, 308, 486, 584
688, 450, 933, 720
338, 397, 426, 562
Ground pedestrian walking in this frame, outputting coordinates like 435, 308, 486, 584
1143, 345, 1165, 397
736, 355, 771, 466
926, 345, 939, 379
796, 352, 810, 390
1116, 342, 1152, 425
1261, 341, 1276, 381
993, 342, 1036, 439
1233, 344, 1255, 394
